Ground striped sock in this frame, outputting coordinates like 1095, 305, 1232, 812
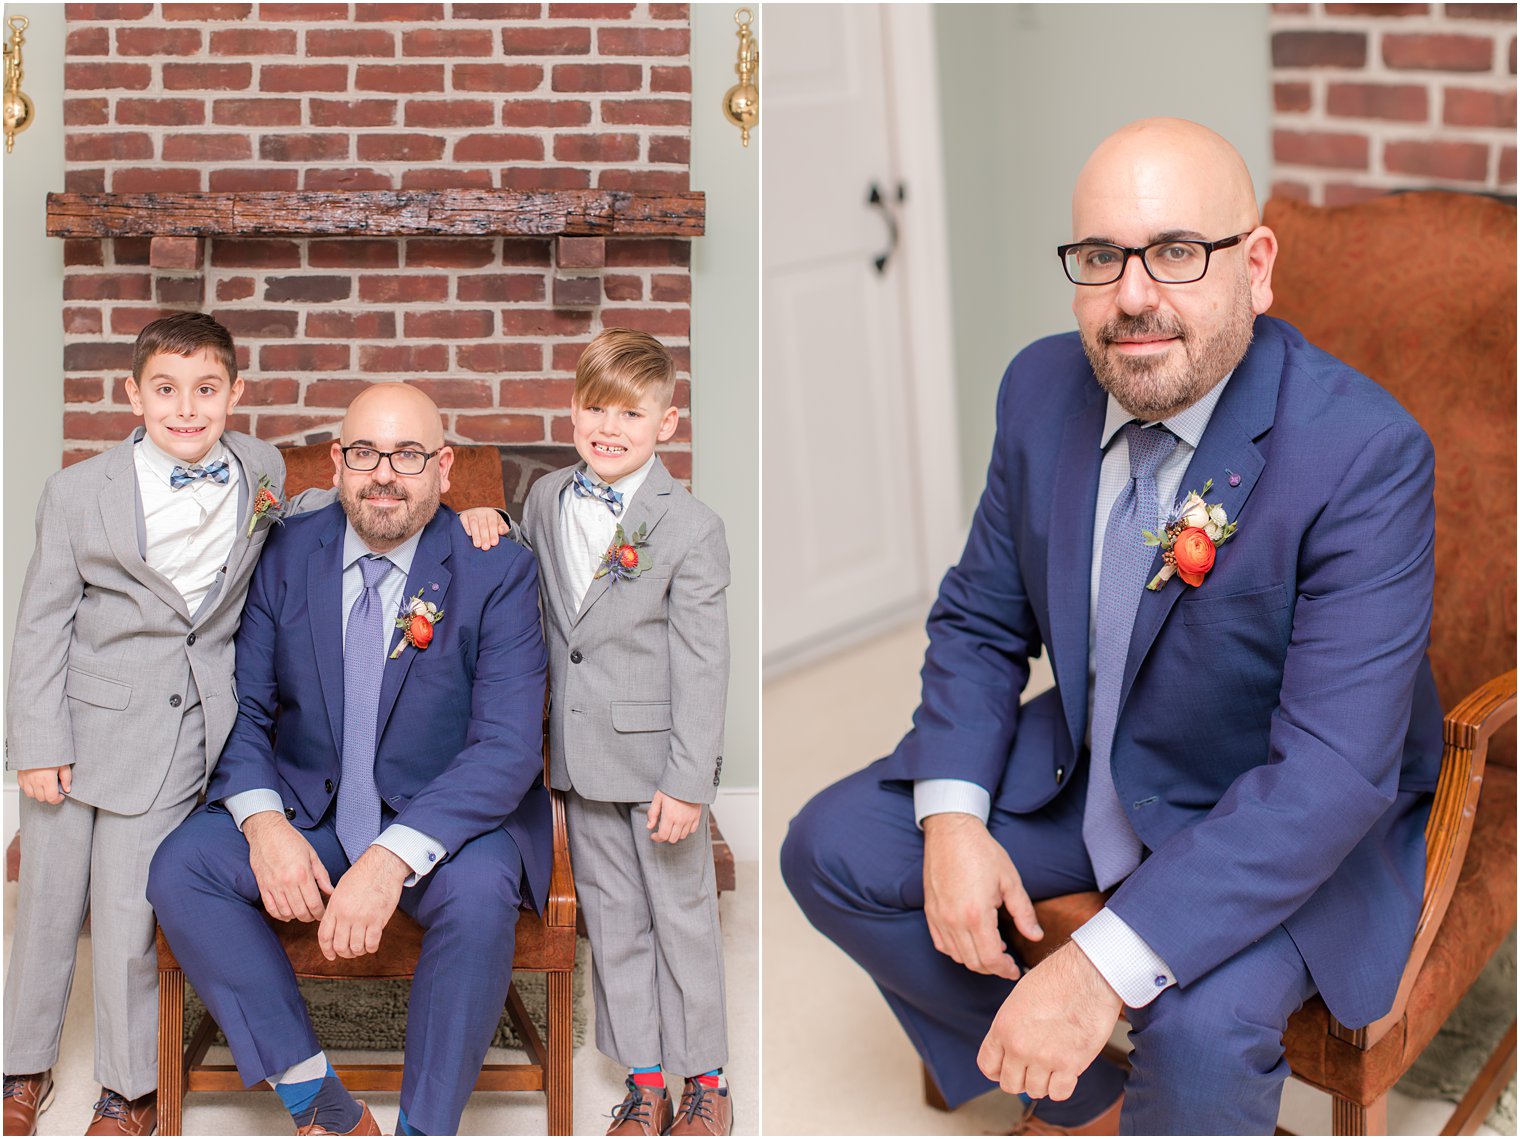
631, 1065, 664, 1089
695, 1068, 723, 1089
396, 1106, 424, 1135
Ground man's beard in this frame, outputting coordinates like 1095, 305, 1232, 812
1080, 273, 1255, 420
339, 479, 441, 547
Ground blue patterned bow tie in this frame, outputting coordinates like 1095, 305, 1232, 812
572, 468, 624, 517
169, 459, 230, 490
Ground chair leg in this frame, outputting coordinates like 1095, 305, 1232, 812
1442, 1019, 1516, 1136
922, 1061, 950, 1112
157, 967, 185, 1137
1331, 1091, 1387, 1136
547, 969, 573, 1136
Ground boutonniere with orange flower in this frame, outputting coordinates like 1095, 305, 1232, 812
595, 522, 650, 583
1144, 479, 1239, 590
245, 473, 284, 537
391, 589, 444, 659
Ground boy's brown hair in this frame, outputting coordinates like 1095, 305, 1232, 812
574, 328, 677, 411
132, 311, 239, 383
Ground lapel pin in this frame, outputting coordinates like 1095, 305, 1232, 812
430, 582, 439, 592
1225, 468, 1241, 487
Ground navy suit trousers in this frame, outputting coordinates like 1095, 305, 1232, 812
149, 803, 523, 1136
781, 763, 1319, 1135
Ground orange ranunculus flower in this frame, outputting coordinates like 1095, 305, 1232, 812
1173, 526, 1216, 587
409, 614, 434, 649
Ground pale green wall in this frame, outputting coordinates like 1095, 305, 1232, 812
3, 3, 65, 806
690, 3, 759, 793
935, 3, 1272, 518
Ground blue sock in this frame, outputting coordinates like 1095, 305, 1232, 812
273, 1062, 335, 1119
396, 1106, 425, 1135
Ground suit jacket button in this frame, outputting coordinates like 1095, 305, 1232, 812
186, 632, 197, 646
169, 694, 182, 708
1055, 766, 1065, 784
324, 779, 334, 793
284, 807, 296, 820
570, 650, 583, 664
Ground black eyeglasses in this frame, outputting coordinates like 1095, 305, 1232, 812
339, 445, 441, 475
1057, 232, 1251, 286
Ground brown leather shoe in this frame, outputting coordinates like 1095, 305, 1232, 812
295, 1100, 380, 1136
668, 1078, 733, 1136
1010, 1093, 1122, 1136
2, 1073, 54, 1136
84, 1089, 156, 1136
606, 1078, 673, 1136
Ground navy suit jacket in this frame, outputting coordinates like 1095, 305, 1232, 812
876, 315, 1442, 1029
211, 502, 553, 913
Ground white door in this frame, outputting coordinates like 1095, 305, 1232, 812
762, 4, 960, 674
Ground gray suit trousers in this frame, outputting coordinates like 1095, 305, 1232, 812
565, 791, 728, 1076
4, 698, 206, 1097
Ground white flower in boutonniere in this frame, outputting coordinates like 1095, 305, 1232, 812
1144, 479, 1240, 590
391, 588, 444, 658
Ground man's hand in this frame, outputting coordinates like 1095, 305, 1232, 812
18, 765, 72, 804
317, 844, 408, 961
457, 507, 510, 550
978, 941, 1124, 1101
244, 811, 334, 923
923, 812, 1043, 980
646, 791, 702, 843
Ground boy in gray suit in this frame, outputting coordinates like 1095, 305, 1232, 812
520, 329, 733, 1136
3, 313, 302, 1136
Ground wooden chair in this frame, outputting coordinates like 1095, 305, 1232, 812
924, 192, 1518, 1135
155, 443, 578, 1135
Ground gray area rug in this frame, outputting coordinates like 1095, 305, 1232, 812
184, 939, 588, 1053
1398, 927, 1515, 1131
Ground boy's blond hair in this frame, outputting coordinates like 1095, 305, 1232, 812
574, 328, 677, 411
132, 311, 239, 383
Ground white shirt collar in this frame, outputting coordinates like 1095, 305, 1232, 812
1099, 369, 1234, 452
580, 452, 657, 503
136, 432, 231, 487
342, 519, 423, 576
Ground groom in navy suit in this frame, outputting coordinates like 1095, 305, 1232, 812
149, 383, 549, 1136
782, 118, 1440, 1135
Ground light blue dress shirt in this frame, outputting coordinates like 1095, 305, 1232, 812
914, 372, 1234, 1007
225, 522, 448, 887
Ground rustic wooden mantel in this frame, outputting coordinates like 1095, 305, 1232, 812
45, 189, 705, 239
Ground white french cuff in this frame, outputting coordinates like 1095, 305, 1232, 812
1070, 906, 1176, 1008
372, 824, 448, 887
913, 778, 992, 829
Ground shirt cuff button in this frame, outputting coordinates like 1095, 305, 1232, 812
1154, 975, 1167, 987
427, 852, 436, 862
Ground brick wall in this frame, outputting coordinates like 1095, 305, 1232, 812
1270, 2, 1515, 204
59, 1, 694, 490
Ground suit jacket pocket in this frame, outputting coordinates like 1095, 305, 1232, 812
65, 667, 131, 710
1180, 582, 1291, 626
610, 701, 673, 733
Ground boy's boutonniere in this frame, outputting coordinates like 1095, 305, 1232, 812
391, 589, 444, 658
595, 522, 650, 583
245, 474, 284, 537
1144, 479, 1239, 590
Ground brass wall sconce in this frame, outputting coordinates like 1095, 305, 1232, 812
3, 15, 34, 154
723, 8, 758, 148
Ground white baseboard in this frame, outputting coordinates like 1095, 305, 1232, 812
3, 785, 760, 865
711, 786, 758, 862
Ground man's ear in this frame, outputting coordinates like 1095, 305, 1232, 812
436, 445, 455, 496
330, 440, 344, 488
656, 405, 680, 444
1245, 224, 1277, 316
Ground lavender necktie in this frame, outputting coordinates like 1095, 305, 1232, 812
1082, 422, 1177, 890
337, 554, 391, 864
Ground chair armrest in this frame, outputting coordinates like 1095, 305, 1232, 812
545, 785, 576, 929
1333, 668, 1517, 1049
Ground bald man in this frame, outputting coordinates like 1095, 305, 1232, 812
149, 383, 551, 1136
782, 119, 1440, 1135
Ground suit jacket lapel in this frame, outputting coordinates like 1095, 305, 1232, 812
375, 512, 454, 742
534, 467, 579, 629
307, 511, 348, 751
1119, 317, 1283, 712
192, 433, 262, 627
100, 431, 192, 621
573, 457, 674, 627
1047, 392, 1107, 756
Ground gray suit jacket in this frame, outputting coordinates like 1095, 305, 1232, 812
5, 429, 288, 815
522, 457, 730, 805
